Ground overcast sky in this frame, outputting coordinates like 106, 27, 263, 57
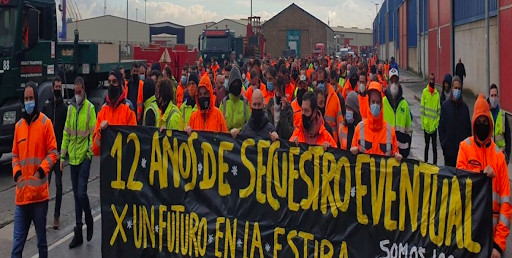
59, 0, 380, 29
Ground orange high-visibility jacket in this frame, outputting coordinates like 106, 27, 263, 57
324, 83, 343, 141
245, 83, 270, 106
135, 80, 144, 122
290, 114, 337, 148
342, 80, 355, 100
351, 83, 399, 156
456, 95, 512, 253
291, 99, 302, 128
338, 123, 350, 150
176, 82, 187, 109
359, 94, 369, 121
12, 113, 59, 206
92, 97, 137, 156
188, 75, 228, 133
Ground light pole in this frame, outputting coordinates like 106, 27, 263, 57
136, 8, 138, 21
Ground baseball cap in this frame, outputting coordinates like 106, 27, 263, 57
389, 68, 399, 80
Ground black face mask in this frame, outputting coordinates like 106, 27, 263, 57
292, 70, 299, 81
229, 82, 242, 96
54, 89, 62, 100
429, 82, 435, 88
252, 108, 264, 125
350, 77, 358, 87
198, 96, 210, 110
319, 106, 326, 116
275, 96, 282, 105
297, 88, 307, 107
108, 85, 121, 103
475, 122, 490, 142
378, 71, 383, 75
132, 74, 139, 82
302, 114, 312, 130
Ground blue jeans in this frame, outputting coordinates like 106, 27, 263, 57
11, 201, 48, 258
70, 158, 91, 228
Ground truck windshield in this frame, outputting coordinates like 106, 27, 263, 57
0, 9, 17, 50
204, 37, 229, 52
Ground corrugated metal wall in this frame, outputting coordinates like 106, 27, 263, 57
419, 0, 428, 34
406, 0, 417, 47
399, 2, 408, 68
499, 0, 512, 111
453, 0, 497, 26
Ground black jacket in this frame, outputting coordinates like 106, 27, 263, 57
127, 78, 140, 108
42, 97, 68, 150
455, 63, 466, 80
265, 98, 294, 141
439, 97, 472, 159
240, 113, 276, 140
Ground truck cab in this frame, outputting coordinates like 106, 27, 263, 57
198, 29, 240, 67
0, 0, 58, 154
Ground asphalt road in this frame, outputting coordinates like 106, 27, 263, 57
0, 72, 510, 257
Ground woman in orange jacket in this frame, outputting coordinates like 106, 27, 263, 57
185, 75, 228, 134
92, 69, 137, 156
456, 95, 511, 257
350, 81, 402, 161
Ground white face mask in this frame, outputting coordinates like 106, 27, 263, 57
358, 83, 366, 93
490, 97, 499, 109
75, 94, 83, 104
390, 83, 399, 97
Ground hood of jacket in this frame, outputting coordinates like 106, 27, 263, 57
196, 74, 214, 113
472, 94, 493, 145
367, 82, 384, 131
443, 74, 452, 91
228, 66, 242, 91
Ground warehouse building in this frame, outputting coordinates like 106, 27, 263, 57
262, 3, 335, 58
149, 22, 185, 45
332, 26, 373, 55
374, 0, 510, 111
66, 15, 150, 46
184, 22, 215, 50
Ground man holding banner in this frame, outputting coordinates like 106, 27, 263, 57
457, 95, 512, 258
290, 91, 337, 150
350, 81, 402, 161
92, 69, 137, 156
185, 75, 228, 134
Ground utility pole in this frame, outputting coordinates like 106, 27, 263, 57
250, 0, 253, 17
145, 0, 147, 23
136, 8, 138, 21
485, 0, 490, 94
104, 0, 106, 15
126, 0, 128, 46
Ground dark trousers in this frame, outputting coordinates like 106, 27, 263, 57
70, 158, 91, 228
444, 155, 457, 167
48, 160, 62, 218
424, 130, 438, 165
11, 201, 48, 258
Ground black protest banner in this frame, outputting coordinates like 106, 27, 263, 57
100, 126, 492, 258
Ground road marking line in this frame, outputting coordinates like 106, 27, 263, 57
30, 213, 101, 258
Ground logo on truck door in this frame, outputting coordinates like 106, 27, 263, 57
20, 61, 43, 78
